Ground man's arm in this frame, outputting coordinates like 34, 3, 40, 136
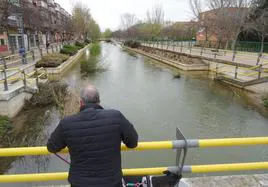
120, 113, 138, 148
47, 122, 66, 153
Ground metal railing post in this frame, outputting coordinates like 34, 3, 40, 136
39, 48, 43, 57
235, 65, 238, 79
189, 42, 192, 54
23, 70, 26, 87
258, 64, 262, 79
31, 50, 35, 61
1, 58, 8, 91
35, 70, 39, 85
216, 63, 219, 77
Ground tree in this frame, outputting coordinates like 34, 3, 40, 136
245, 0, 268, 64
72, 2, 91, 40
120, 13, 138, 39
87, 19, 100, 42
145, 2, 165, 39
102, 29, 112, 39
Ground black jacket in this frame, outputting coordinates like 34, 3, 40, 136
47, 103, 138, 187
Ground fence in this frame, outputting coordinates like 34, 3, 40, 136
0, 43, 65, 91
0, 128, 268, 183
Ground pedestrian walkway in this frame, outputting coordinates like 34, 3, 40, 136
143, 42, 268, 67
139, 42, 268, 87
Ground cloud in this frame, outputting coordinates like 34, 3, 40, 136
55, 0, 193, 31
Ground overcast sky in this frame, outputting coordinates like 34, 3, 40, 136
55, 0, 196, 31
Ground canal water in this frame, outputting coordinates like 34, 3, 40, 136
1, 42, 268, 186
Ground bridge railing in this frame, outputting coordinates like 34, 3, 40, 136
1, 132, 268, 183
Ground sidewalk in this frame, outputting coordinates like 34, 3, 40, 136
144, 43, 268, 68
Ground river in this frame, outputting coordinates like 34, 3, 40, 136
1, 42, 268, 186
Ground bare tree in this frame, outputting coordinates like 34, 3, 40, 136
120, 13, 138, 39
72, 2, 92, 40
146, 2, 165, 39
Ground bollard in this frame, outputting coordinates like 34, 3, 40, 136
52, 46, 54, 53
235, 65, 238, 79
258, 64, 262, 79
214, 52, 217, 59
46, 47, 49, 54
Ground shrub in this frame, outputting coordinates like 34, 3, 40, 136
35, 53, 69, 68
0, 116, 12, 137
84, 39, 91, 44
60, 45, 78, 56
124, 40, 141, 48
90, 43, 101, 56
75, 41, 85, 49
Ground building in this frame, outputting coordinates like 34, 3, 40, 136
0, 0, 73, 55
196, 7, 249, 44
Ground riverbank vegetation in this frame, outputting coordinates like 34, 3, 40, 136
81, 43, 107, 76
0, 116, 12, 140
90, 43, 101, 56
263, 94, 268, 108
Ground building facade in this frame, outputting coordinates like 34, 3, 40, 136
0, 0, 73, 55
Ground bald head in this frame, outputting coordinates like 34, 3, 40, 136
80, 85, 100, 104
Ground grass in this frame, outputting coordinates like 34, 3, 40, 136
60, 45, 79, 56
35, 53, 69, 68
90, 43, 101, 56
0, 116, 12, 137
263, 94, 268, 109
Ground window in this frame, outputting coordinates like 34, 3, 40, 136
0, 39, 4, 45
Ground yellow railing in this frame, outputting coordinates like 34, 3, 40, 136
1, 137, 268, 182
1, 162, 268, 182
1, 137, 268, 157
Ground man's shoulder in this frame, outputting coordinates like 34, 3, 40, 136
98, 109, 123, 118
60, 113, 80, 124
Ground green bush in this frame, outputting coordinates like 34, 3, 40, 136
36, 53, 69, 68
60, 45, 79, 56
75, 41, 85, 49
124, 40, 141, 48
0, 116, 12, 137
90, 43, 101, 56
84, 39, 91, 44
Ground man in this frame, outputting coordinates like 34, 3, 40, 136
19, 46, 26, 64
47, 85, 138, 187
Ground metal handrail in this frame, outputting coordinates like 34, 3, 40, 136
1, 137, 268, 157
1, 162, 268, 182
